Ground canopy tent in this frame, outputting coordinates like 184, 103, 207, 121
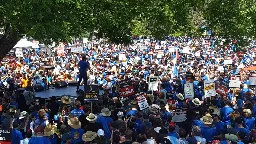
13, 38, 39, 49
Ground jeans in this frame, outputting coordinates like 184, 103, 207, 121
77, 74, 88, 92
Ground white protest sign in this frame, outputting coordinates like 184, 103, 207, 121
204, 80, 216, 98
157, 50, 164, 59
195, 51, 200, 57
184, 83, 194, 99
169, 46, 175, 52
137, 95, 149, 110
15, 48, 23, 57
229, 80, 241, 88
71, 47, 84, 53
249, 77, 256, 85
83, 38, 88, 44
182, 46, 191, 54
148, 76, 158, 91
172, 109, 187, 122
119, 53, 126, 61
224, 59, 233, 65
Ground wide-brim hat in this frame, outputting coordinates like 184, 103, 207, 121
243, 109, 252, 115
82, 131, 97, 142
192, 98, 201, 106
44, 124, 57, 136
86, 113, 97, 122
101, 108, 111, 117
200, 113, 213, 125
176, 93, 184, 100
19, 111, 28, 119
68, 117, 81, 129
61, 96, 72, 104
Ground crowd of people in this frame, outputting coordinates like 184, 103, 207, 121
2, 36, 256, 144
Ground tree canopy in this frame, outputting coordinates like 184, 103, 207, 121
1, 0, 256, 58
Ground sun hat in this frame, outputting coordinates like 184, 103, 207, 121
44, 124, 57, 136
86, 113, 97, 122
19, 111, 28, 119
176, 93, 184, 100
101, 108, 111, 117
200, 113, 213, 125
243, 109, 252, 115
61, 96, 71, 104
82, 131, 97, 142
192, 98, 201, 106
68, 117, 81, 129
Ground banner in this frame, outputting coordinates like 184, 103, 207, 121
136, 94, 149, 110
71, 47, 84, 53
249, 77, 256, 85
0, 129, 11, 144
216, 85, 228, 96
229, 80, 241, 88
184, 83, 194, 99
84, 85, 99, 101
148, 76, 158, 91
120, 85, 135, 97
204, 80, 216, 98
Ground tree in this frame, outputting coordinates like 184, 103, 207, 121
1, 0, 256, 59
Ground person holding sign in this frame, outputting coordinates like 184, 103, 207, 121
77, 54, 90, 92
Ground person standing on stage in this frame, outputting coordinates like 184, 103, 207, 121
77, 54, 90, 92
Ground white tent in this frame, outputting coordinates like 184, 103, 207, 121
13, 38, 34, 48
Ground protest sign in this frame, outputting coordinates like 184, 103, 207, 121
157, 50, 164, 59
119, 53, 126, 61
136, 94, 149, 110
184, 83, 194, 99
120, 85, 135, 97
71, 47, 84, 53
15, 48, 23, 57
85, 85, 99, 101
216, 85, 228, 96
148, 76, 158, 91
249, 77, 256, 85
204, 80, 216, 98
229, 80, 241, 88
0, 129, 11, 144
56, 42, 65, 56
224, 59, 233, 65
172, 109, 186, 122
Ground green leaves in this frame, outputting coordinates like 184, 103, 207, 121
1, 0, 256, 46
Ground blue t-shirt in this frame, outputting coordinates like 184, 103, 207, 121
28, 136, 51, 144
78, 60, 89, 76
244, 117, 255, 130
213, 121, 225, 136
200, 126, 215, 142
71, 109, 85, 118
220, 106, 233, 121
126, 110, 137, 118
96, 115, 113, 139
12, 129, 23, 144
71, 128, 84, 142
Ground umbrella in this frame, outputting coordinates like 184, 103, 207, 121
13, 38, 33, 48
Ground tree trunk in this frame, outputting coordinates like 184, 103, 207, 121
0, 24, 19, 60
0, 36, 18, 59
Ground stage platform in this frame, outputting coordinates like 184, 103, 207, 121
35, 86, 84, 98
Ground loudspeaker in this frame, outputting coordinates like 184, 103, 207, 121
54, 81, 68, 88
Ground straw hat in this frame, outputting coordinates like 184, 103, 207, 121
192, 98, 201, 106
176, 93, 184, 100
61, 96, 71, 104
44, 124, 57, 136
101, 108, 111, 117
82, 131, 97, 142
86, 113, 97, 122
243, 109, 252, 115
68, 117, 81, 129
200, 113, 213, 125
